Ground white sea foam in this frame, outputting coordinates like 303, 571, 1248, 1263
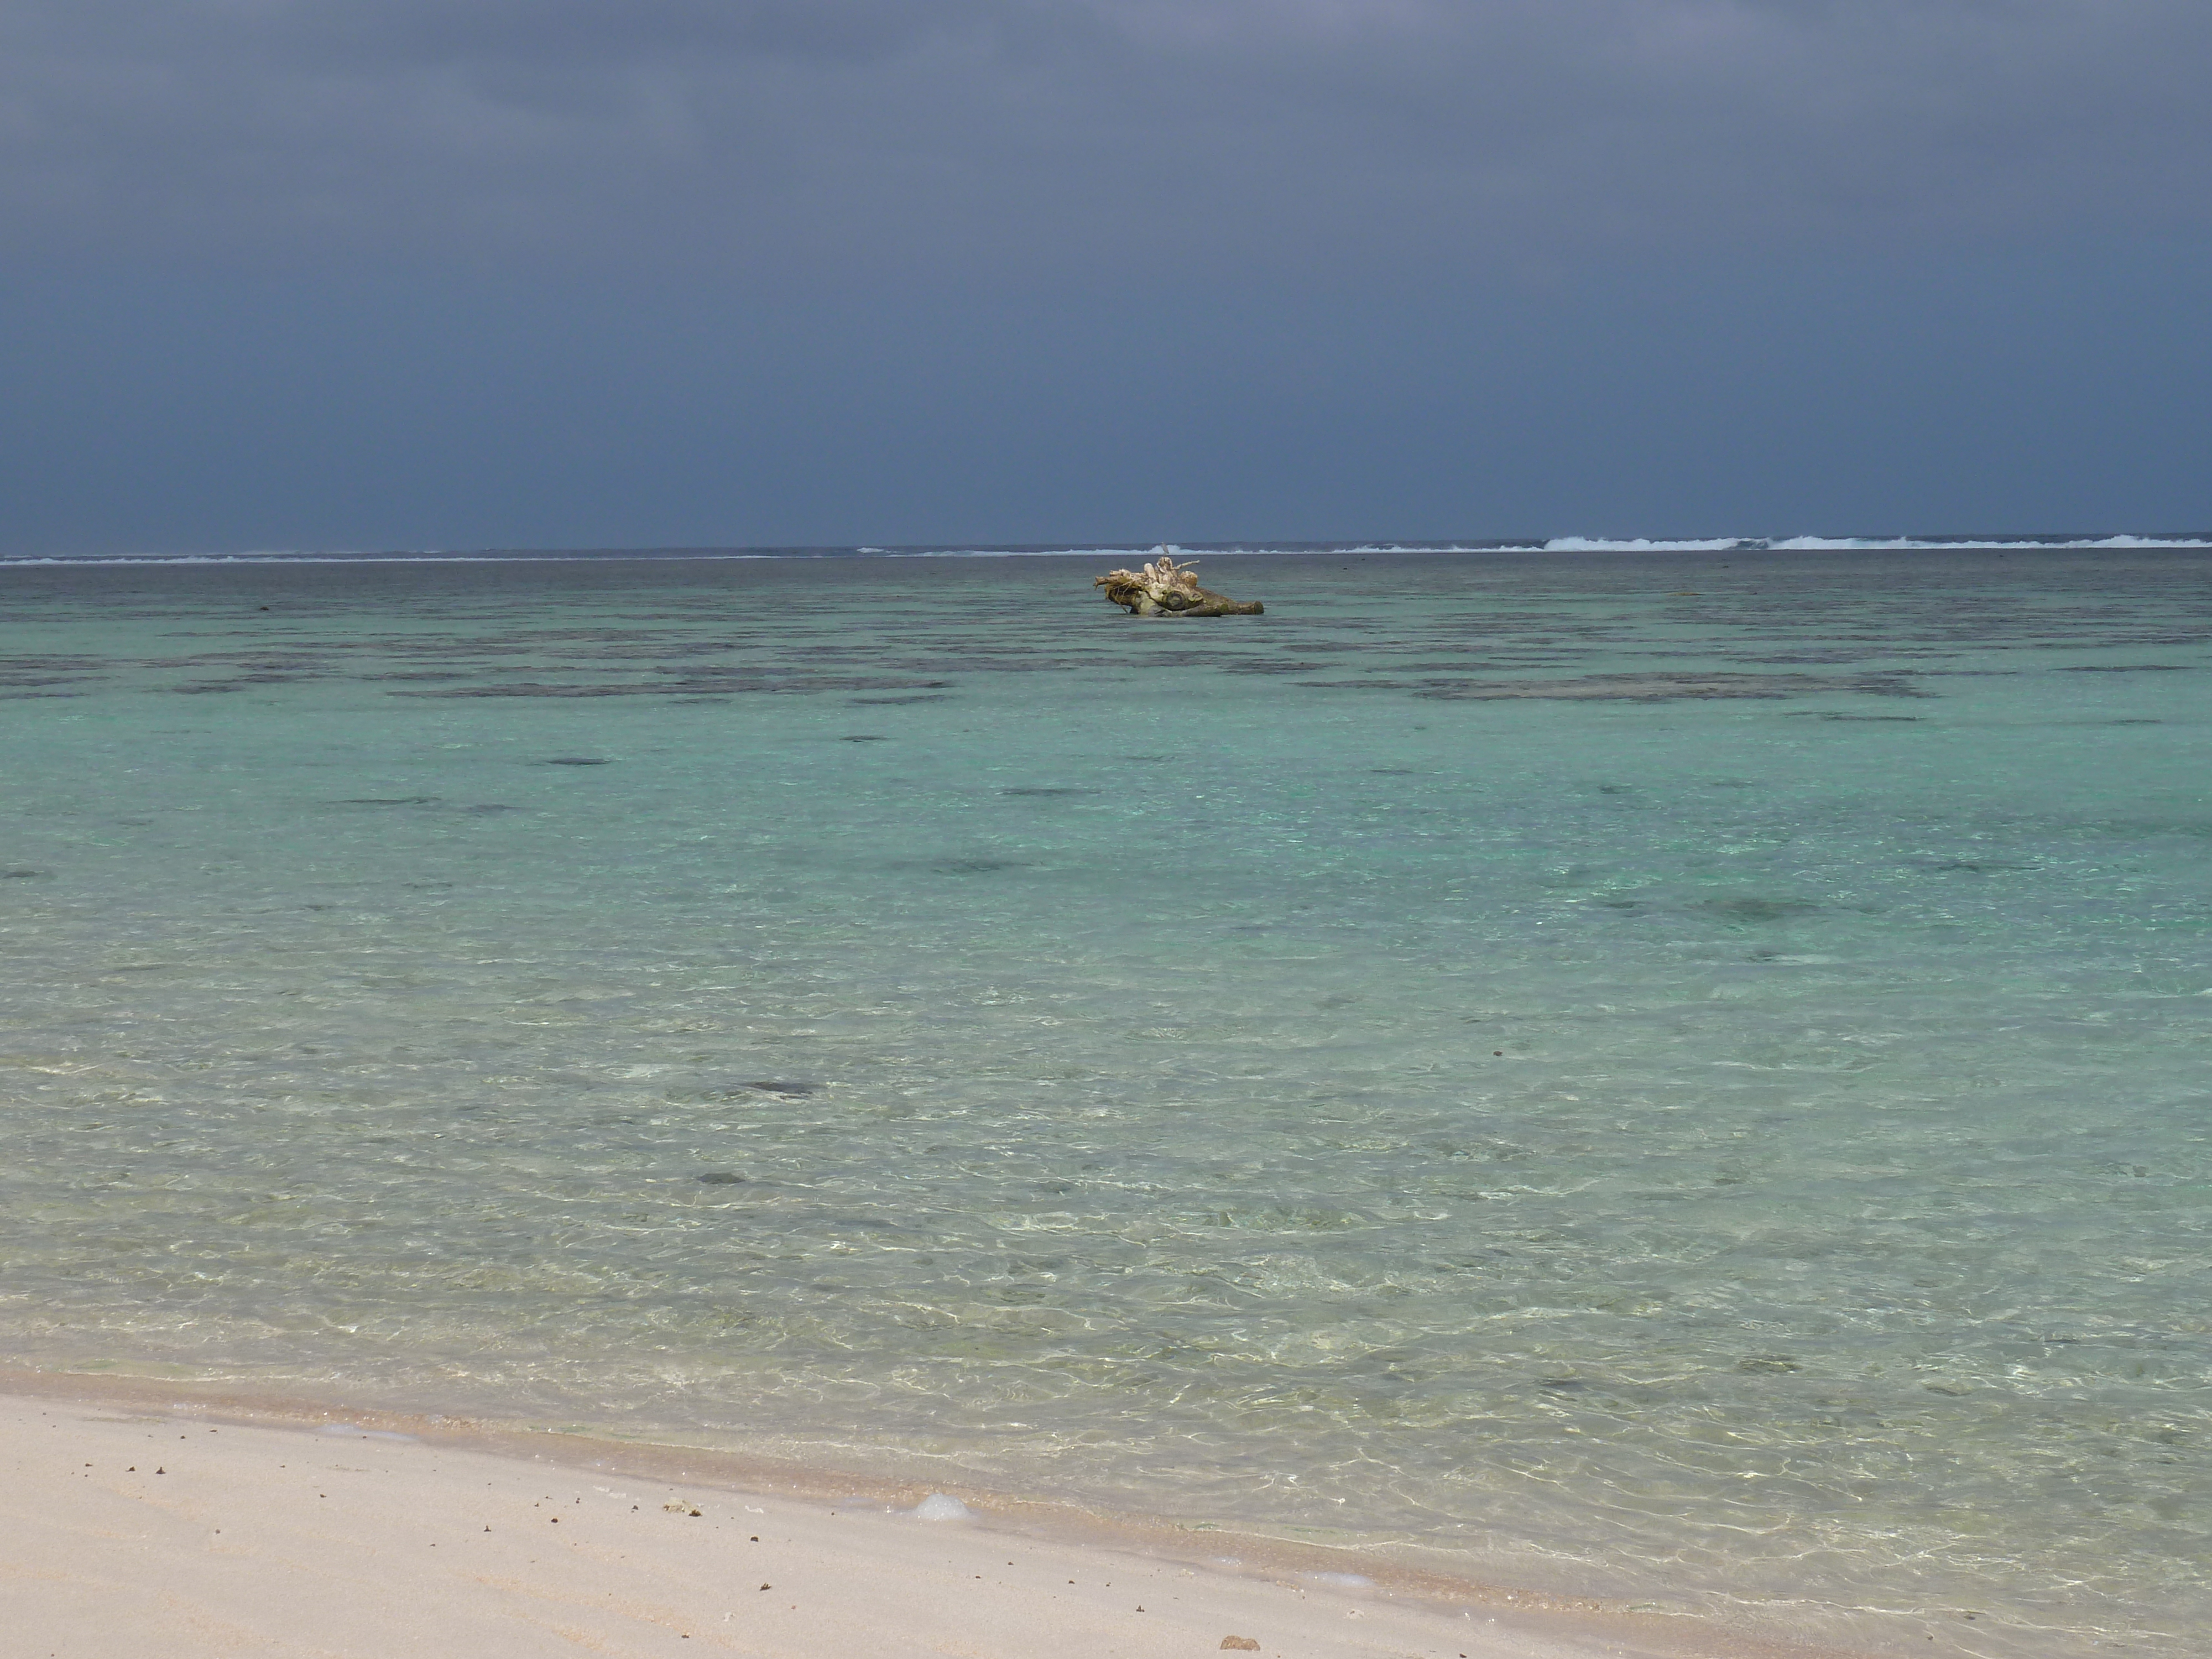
1770, 534, 2212, 551
1546, 534, 2212, 554
907, 1493, 974, 1521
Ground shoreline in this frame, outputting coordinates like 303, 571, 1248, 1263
3, 1364, 1848, 1659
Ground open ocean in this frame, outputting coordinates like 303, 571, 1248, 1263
2, 543, 2206, 1657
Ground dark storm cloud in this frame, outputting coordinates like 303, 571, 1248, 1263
3, 0, 2207, 272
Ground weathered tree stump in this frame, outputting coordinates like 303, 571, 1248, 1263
1094, 550, 1263, 616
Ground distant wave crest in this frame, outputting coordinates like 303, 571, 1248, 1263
1541, 534, 2212, 553
6, 533, 2209, 566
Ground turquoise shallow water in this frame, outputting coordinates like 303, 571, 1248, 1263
2, 550, 2208, 1657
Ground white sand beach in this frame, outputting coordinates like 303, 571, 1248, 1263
1, 1377, 1819, 1659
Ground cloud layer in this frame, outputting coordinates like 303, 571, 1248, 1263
6, 4, 2208, 551
6, 1, 2208, 272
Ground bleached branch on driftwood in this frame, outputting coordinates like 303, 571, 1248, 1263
1094, 549, 1263, 616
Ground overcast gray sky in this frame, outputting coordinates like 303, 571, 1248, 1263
4, 0, 2209, 551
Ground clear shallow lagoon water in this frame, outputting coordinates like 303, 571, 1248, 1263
2, 549, 2206, 1657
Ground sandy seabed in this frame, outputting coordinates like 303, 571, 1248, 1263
0, 1370, 1839, 1659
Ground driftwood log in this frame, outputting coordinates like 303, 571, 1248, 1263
1094, 551, 1262, 616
